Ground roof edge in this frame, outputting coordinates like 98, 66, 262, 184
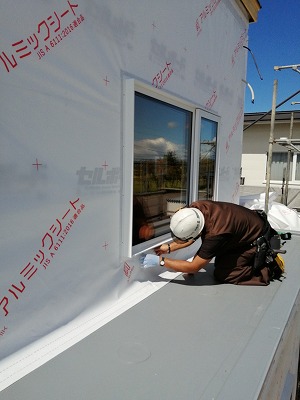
244, 110, 300, 125
238, 0, 261, 22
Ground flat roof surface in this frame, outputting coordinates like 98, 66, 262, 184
2, 236, 300, 400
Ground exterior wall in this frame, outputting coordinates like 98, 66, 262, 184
0, 0, 253, 389
242, 153, 266, 185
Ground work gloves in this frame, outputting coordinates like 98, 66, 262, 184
140, 254, 159, 268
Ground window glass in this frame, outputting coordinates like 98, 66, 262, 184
271, 152, 292, 181
133, 92, 192, 245
295, 154, 300, 180
198, 118, 217, 199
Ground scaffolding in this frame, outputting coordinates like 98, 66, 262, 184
265, 80, 300, 211
243, 81, 300, 212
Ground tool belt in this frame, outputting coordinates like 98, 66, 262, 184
252, 210, 286, 281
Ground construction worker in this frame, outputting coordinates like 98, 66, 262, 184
142, 200, 279, 286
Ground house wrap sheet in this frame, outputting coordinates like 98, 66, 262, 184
0, 0, 249, 390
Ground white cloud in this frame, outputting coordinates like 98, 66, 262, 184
134, 137, 184, 160
167, 121, 178, 129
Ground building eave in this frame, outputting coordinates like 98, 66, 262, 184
244, 110, 300, 126
237, 0, 261, 23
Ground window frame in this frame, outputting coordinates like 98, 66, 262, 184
122, 78, 220, 257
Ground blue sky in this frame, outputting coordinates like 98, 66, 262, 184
244, 0, 300, 113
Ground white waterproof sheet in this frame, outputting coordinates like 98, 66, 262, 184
0, 0, 250, 390
240, 192, 300, 233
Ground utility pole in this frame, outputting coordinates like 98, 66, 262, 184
265, 79, 278, 213
274, 64, 300, 74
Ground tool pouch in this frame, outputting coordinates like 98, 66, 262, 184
252, 210, 286, 281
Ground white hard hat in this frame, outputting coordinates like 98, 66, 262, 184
170, 207, 204, 241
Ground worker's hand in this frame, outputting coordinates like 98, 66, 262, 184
141, 254, 159, 268
154, 243, 169, 255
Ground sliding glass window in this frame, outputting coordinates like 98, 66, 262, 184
133, 92, 192, 246
122, 79, 219, 256
198, 117, 217, 200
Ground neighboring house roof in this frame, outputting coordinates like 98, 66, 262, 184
244, 111, 300, 130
